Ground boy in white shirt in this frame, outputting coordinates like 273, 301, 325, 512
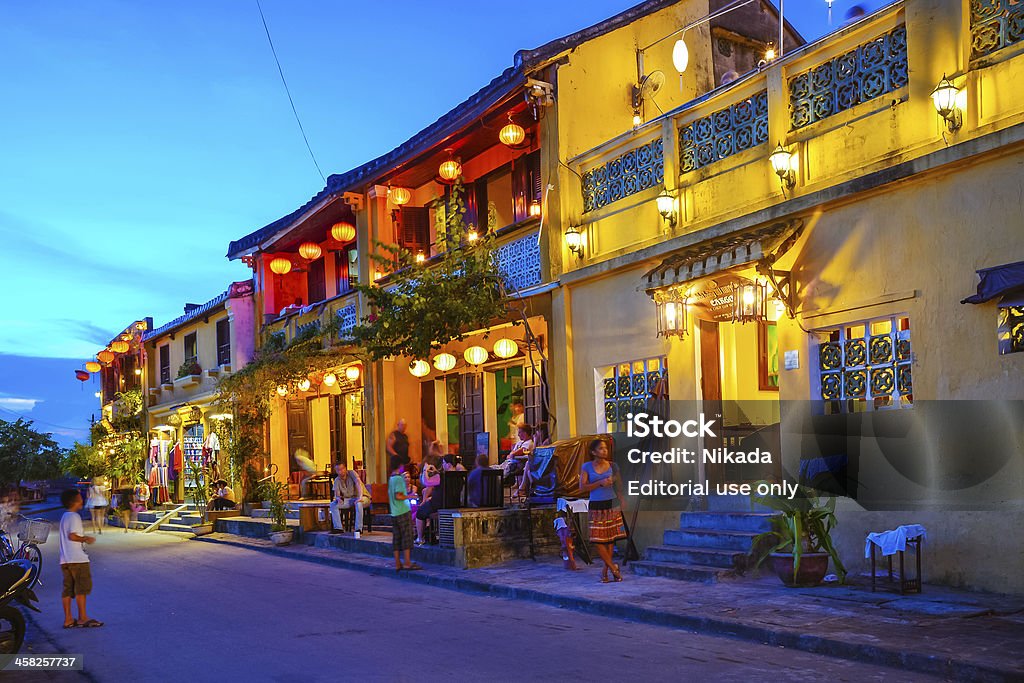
59, 489, 101, 628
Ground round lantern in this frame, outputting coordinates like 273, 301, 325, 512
299, 242, 322, 261
438, 149, 461, 182
297, 378, 311, 392
120, 333, 133, 342
331, 221, 356, 243
270, 256, 292, 275
75, 370, 90, 382
432, 353, 456, 372
345, 365, 361, 382
493, 338, 519, 359
97, 350, 115, 364
110, 340, 129, 354
389, 187, 411, 206
85, 361, 102, 373
409, 359, 430, 378
499, 122, 526, 147
464, 345, 488, 366
322, 372, 338, 387
276, 385, 289, 397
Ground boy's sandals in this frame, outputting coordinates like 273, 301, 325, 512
77, 619, 103, 628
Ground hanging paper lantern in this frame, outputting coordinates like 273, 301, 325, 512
298, 242, 322, 261
493, 338, 519, 359
389, 187, 411, 206
75, 370, 90, 382
270, 256, 292, 275
120, 333, 133, 342
499, 122, 526, 147
432, 353, 456, 372
331, 221, 356, 243
110, 340, 129, 354
297, 378, 312, 392
345, 365, 361, 382
438, 149, 461, 182
464, 346, 488, 366
276, 385, 289, 397
322, 372, 338, 387
409, 359, 430, 378
97, 350, 115, 363
85, 361, 102, 373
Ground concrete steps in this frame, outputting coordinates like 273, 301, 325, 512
215, 516, 300, 538
308, 532, 457, 567
250, 508, 301, 520
632, 502, 778, 584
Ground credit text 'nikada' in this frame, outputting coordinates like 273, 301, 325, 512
625, 412, 717, 438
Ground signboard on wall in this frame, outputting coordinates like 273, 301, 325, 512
687, 274, 746, 322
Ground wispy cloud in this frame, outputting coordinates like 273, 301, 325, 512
0, 395, 40, 411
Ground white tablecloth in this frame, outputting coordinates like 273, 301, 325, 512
864, 524, 927, 558
557, 498, 589, 513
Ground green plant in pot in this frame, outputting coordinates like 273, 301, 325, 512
261, 479, 292, 545
752, 481, 847, 587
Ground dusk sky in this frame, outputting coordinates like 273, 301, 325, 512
0, 0, 884, 444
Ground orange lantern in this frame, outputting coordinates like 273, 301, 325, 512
438, 148, 461, 182
298, 242, 322, 260
499, 122, 526, 147
270, 256, 292, 275
389, 187, 411, 206
331, 221, 356, 243
85, 361, 102, 373
110, 340, 129, 353
97, 350, 115, 363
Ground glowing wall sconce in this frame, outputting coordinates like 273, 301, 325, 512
654, 294, 688, 339
931, 74, 963, 132
732, 279, 768, 324
564, 225, 584, 259
768, 142, 796, 190
655, 189, 677, 227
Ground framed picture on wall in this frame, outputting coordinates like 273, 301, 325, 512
758, 321, 780, 391
349, 395, 364, 426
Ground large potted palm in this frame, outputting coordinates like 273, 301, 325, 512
752, 482, 847, 587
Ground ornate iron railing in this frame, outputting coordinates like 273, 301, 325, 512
581, 139, 664, 213
679, 90, 769, 172
971, 0, 1024, 60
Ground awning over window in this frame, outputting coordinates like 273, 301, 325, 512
645, 219, 803, 291
961, 260, 1024, 304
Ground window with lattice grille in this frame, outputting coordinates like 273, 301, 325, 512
598, 357, 668, 432
815, 316, 913, 414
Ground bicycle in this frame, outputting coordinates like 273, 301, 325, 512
0, 516, 48, 590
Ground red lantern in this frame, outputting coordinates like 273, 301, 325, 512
75, 370, 90, 382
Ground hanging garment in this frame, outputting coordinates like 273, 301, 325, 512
172, 442, 183, 473
204, 432, 221, 452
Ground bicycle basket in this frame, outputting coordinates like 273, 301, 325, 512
17, 519, 50, 544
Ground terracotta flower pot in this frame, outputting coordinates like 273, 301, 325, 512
769, 552, 830, 587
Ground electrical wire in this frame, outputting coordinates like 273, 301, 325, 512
255, 0, 326, 184
0, 405, 88, 433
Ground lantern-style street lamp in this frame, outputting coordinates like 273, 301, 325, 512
732, 279, 768, 324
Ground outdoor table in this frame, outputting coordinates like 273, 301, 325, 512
865, 524, 926, 594
307, 477, 331, 500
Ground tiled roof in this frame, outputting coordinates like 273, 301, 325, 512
225, 0, 772, 260
144, 290, 229, 341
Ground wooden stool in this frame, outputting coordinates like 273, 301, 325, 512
870, 535, 923, 594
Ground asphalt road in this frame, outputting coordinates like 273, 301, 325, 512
12, 506, 939, 682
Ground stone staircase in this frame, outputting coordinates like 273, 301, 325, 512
631, 497, 777, 583
111, 502, 207, 535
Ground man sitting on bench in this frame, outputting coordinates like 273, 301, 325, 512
330, 462, 370, 534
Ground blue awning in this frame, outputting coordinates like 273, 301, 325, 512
961, 260, 1024, 304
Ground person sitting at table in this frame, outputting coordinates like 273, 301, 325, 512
500, 425, 534, 491
466, 454, 491, 508
330, 462, 371, 534
210, 479, 236, 510
415, 456, 462, 544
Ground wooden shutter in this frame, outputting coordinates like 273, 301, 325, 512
512, 150, 542, 222
307, 258, 326, 303
159, 345, 170, 384
216, 318, 231, 366
523, 359, 547, 430
397, 206, 430, 253
458, 373, 484, 467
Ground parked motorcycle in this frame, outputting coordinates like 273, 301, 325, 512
0, 559, 40, 654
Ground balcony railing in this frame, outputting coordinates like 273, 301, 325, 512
262, 290, 360, 346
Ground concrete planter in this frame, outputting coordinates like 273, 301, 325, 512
769, 552, 830, 587
269, 530, 294, 546
192, 522, 214, 536
174, 374, 201, 388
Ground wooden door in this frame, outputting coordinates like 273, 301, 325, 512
286, 399, 311, 474
699, 320, 725, 486
458, 373, 484, 467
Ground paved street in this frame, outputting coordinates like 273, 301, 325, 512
12, 508, 941, 682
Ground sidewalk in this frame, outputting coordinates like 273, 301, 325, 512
198, 532, 1024, 682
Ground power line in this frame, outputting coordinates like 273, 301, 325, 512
0, 406, 88, 433
255, 0, 326, 184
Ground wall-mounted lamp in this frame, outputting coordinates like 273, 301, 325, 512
655, 297, 689, 338
655, 189, 677, 227
931, 74, 963, 132
415, 252, 426, 264
768, 142, 796, 190
466, 226, 479, 242
528, 199, 542, 218
564, 225, 584, 258
732, 279, 768, 324
632, 108, 643, 129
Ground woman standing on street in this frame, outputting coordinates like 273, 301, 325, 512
579, 439, 627, 582
86, 476, 110, 534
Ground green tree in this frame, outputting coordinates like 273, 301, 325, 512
64, 442, 106, 479
0, 418, 65, 487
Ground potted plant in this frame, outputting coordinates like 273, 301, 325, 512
752, 482, 847, 587
263, 480, 293, 545
186, 460, 213, 536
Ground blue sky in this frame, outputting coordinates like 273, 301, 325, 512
0, 0, 882, 443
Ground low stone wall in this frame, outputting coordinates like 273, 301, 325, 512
443, 506, 561, 568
